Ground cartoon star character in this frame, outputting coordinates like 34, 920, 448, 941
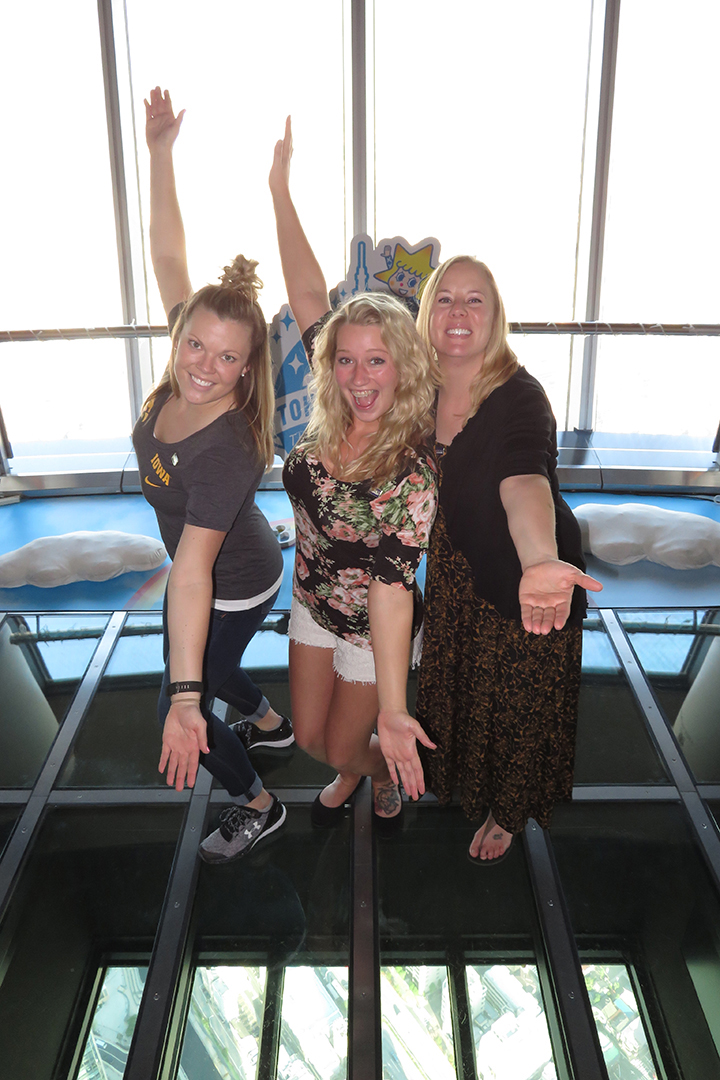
374, 242, 436, 299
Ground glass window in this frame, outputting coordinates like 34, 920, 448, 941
190, 804, 351, 1019
0, 1, 131, 455
552, 802, 720, 1080
381, 966, 455, 1079
373, 0, 595, 323
279, 966, 348, 1079
57, 613, 165, 789
78, 966, 148, 1080
601, 1, 720, 324
0, 613, 109, 788
592, 336, 720, 438
619, 608, 720, 784
574, 619, 668, 785
0, 2, 122, 329
1, 340, 133, 448
179, 966, 267, 1080
0, 807, 182, 1080
467, 965, 556, 1080
123, 0, 346, 324
582, 963, 659, 1080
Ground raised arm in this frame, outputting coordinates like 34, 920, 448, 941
144, 86, 193, 317
269, 116, 331, 336
369, 581, 436, 800
500, 474, 602, 634
159, 524, 225, 790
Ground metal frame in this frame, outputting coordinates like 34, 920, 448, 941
578, 0, 622, 432
351, 0, 368, 238
0, 610, 125, 918
96, 0, 145, 427
348, 778, 381, 1080
524, 821, 610, 1080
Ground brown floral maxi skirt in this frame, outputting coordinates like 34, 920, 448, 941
416, 511, 582, 834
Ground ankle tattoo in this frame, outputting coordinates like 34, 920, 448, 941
374, 784, 400, 815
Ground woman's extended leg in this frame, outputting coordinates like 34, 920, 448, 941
289, 640, 399, 817
324, 678, 400, 819
206, 596, 287, 736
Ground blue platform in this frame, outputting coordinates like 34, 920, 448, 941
1, 489, 720, 612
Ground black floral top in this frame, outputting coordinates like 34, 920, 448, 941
283, 448, 438, 651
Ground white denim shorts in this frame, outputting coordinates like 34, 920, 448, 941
288, 596, 423, 685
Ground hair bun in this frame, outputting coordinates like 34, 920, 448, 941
220, 255, 263, 301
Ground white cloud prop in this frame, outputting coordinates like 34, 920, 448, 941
0, 531, 167, 588
574, 503, 720, 569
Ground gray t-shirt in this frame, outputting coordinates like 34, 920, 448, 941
133, 388, 282, 603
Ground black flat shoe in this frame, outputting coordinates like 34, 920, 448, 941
311, 777, 364, 828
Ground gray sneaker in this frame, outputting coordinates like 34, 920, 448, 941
199, 794, 286, 864
233, 715, 294, 751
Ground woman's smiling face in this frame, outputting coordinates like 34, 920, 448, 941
429, 261, 495, 369
173, 306, 252, 410
333, 323, 399, 432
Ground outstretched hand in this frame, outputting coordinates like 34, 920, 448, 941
377, 707, 436, 801
159, 701, 209, 791
519, 559, 603, 634
269, 115, 293, 196
145, 86, 185, 152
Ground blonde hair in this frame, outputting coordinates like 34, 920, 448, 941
143, 255, 275, 468
302, 293, 438, 486
417, 255, 518, 423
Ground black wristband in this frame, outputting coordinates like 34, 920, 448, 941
166, 680, 203, 698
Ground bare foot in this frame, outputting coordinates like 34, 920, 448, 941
372, 780, 402, 819
319, 773, 361, 809
469, 812, 513, 862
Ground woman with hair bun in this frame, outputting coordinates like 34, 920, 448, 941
134, 88, 291, 863
271, 121, 438, 830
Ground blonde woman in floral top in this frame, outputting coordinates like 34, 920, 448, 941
282, 293, 438, 829
272, 120, 439, 827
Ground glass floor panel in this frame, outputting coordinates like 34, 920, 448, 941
78, 966, 147, 1080
582, 963, 658, 1079
381, 965, 455, 1079
467, 964, 555, 1080
618, 608, 720, 783
0, 805, 183, 1080
192, 804, 349, 966
279, 966, 348, 1079
379, 804, 537, 955
574, 619, 668, 785
179, 965, 267, 1080
58, 613, 166, 788
550, 802, 720, 1080
0, 808, 21, 859
0, 612, 109, 787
